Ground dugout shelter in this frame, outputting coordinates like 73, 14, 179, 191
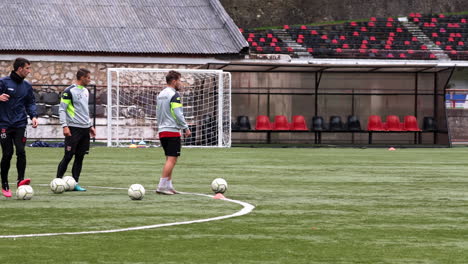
205, 59, 465, 146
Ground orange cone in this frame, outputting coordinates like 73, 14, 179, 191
388, 147, 396, 151
213, 193, 225, 199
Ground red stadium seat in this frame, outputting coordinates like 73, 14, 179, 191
300, 25, 307, 30
259, 38, 266, 42
283, 25, 290, 29
275, 46, 282, 52
297, 38, 303, 43
307, 48, 314, 52
370, 17, 377, 21
414, 18, 420, 22
291, 115, 308, 131
272, 115, 290, 130
339, 35, 346, 40
386, 115, 403, 131
267, 33, 273, 38
255, 116, 272, 130
311, 30, 318, 35
248, 33, 255, 38
343, 44, 350, 49
367, 115, 385, 131
403, 116, 421, 131
270, 42, 276, 47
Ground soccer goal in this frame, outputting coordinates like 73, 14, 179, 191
106, 68, 231, 147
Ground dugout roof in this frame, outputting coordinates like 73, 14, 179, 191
0, 0, 248, 55
204, 59, 467, 73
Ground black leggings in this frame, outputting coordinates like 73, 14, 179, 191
57, 152, 85, 182
0, 127, 27, 189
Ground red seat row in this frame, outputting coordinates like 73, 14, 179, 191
255, 115, 308, 131
367, 115, 421, 131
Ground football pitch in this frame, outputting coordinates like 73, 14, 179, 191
1, 146, 468, 264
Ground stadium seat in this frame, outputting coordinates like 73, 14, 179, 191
328, 116, 344, 131
51, 105, 59, 117
367, 115, 385, 131
423, 117, 437, 131
33, 91, 41, 103
403, 115, 421, 131
311, 116, 326, 131
385, 115, 403, 131
291, 115, 308, 131
255, 115, 272, 130
346, 115, 361, 131
42, 92, 60, 105
272, 115, 290, 130
236, 116, 251, 130
89, 104, 106, 117
36, 104, 47, 116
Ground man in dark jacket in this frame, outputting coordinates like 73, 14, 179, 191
0, 57, 38, 197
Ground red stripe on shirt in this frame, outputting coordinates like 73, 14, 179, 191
159, 131, 181, 138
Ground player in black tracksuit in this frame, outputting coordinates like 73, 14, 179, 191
0, 58, 38, 197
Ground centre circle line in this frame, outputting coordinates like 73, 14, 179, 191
0, 185, 255, 239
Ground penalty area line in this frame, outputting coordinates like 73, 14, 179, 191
0, 186, 255, 239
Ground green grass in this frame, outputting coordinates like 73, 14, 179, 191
1, 146, 468, 263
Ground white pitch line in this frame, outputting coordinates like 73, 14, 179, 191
0, 186, 255, 239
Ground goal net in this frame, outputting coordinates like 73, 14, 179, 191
106, 68, 231, 147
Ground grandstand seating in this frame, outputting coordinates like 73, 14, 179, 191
241, 13, 468, 60
409, 13, 468, 60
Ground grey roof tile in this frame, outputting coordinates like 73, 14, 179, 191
0, 0, 248, 54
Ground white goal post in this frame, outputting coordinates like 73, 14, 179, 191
106, 68, 231, 147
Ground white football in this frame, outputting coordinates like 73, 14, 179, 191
211, 178, 228, 193
50, 178, 66, 194
62, 176, 76, 191
16, 185, 34, 200
128, 184, 145, 200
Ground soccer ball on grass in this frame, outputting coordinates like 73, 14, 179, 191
17, 185, 34, 200
50, 178, 66, 194
128, 184, 145, 200
211, 178, 228, 194
62, 176, 77, 191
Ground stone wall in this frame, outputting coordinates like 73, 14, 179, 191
0, 60, 197, 91
221, 0, 468, 28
